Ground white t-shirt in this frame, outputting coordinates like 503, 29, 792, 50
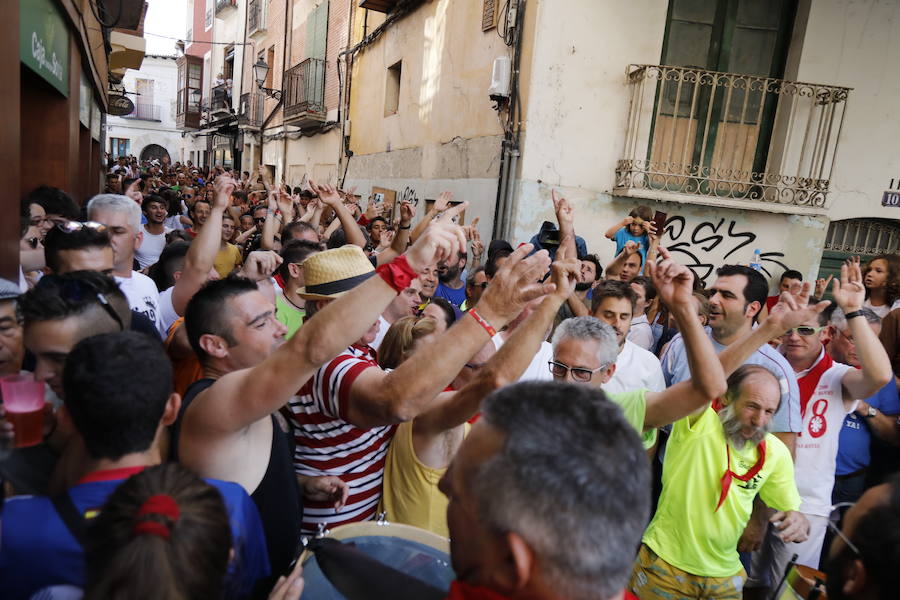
135, 226, 171, 270
116, 272, 164, 334
794, 351, 855, 517
603, 339, 666, 395
158, 287, 180, 336
627, 314, 654, 351
491, 335, 554, 382
370, 315, 391, 352
862, 298, 900, 319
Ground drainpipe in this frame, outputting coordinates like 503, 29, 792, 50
282, 0, 293, 184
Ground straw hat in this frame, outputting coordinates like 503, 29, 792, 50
298, 245, 375, 300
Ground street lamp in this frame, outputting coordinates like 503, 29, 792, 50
189, 87, 202, 108
253, 57, 282, 100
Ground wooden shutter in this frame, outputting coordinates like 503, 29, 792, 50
306, 1, 329, 60
482, 0, 497, 31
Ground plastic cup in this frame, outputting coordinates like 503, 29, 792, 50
1, 374, 46, 448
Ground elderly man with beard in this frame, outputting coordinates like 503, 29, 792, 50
630, 364, 809, 600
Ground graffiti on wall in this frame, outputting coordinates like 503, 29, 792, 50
662, 216, 789, 284
399, 186, 420, 206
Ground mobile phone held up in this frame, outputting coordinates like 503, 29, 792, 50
652, 211, 668, 236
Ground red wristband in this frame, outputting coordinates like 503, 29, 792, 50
468, 308, 497, 337
376, 254, 417, 293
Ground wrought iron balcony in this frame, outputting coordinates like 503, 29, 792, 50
615, 64, 851, 211
283, 58, 326, 127
238, 91, 265, 128
211, 83, 233, 112
123, 103, 161, 121
248, 0, 265, 36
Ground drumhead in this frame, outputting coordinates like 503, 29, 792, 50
300, 521, 454, 599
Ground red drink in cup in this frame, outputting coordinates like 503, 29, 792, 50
1, 374, 46, 448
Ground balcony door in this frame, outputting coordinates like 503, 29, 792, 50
651, 0, 796, 191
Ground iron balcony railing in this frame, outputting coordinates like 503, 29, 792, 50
248, 0, 263, 34
615, 64, 852, 209
284, 58, 326, 122
238, 91, 265, 127
123, 103, 161, 121
211, 83, 232, 112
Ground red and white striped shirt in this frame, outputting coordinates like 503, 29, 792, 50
284, 344, 397, 533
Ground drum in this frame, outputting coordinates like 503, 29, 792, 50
299, 520, 455, 600
777, 564, 828, 600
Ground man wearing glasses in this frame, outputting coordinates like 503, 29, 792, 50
753, 258, 893, 584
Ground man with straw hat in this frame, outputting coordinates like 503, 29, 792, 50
175, 197, 473, 577
285, 205, 559, 534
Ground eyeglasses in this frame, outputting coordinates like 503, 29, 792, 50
56, 221, 108, 235
782, 325, 825, 337
827, 502, 860, 556
548, 360, 607, 382
838, 329, 855, 345
39, 275, 125, 332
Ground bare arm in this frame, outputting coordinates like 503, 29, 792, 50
643, 248, 727, 428
183, 210, 471, 436
604, 217, 630, 240
415, 249, 579, 435
260, 192, 279, 251
835, 258, 893, 400
566, 293, 590, 317
310, 181, 367, 249
410, 191, 451, 244
376, 201, 415, 266
345, 244, 556, 429
171, 176, 234, 316
605, 241, 637, 280
234, 225, 257, 246
552, 190, 577, 261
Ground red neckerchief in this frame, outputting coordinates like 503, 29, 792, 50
77, 465, 146, 485
716, 440, 766, 512
797, 350, 833, 417
444, 582, 638, 600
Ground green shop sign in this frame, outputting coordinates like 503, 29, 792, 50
20, 0, 70, 97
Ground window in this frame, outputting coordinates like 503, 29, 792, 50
305, 1, 329, 60
482, 0, 497, 31
110, 138, 130, 159
385, 61, 401, 116
205, 0, 214, 29
266, 47, 275, 88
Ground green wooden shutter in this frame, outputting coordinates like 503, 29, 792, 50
305, 1, 329, 60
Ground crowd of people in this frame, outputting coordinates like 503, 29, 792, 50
2, 156, 900, 600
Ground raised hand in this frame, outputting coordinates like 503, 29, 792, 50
550, 239, 580, 300
647, 246, 694, 310
551, 190, 574, 227
242, 250, 283, 282
767, 280, 831, 334
399, 200, 416, 225
365, 199, 385, 220
277, 190, 295, 222
470, 229, 484, 260
831, 256, 865, 312
405, 202, 469, 272
213, 175, 236, 211
433, 191, 452, 213
624, 240, 640, 255
477, 243, 556, 325
309, 179, 342, 208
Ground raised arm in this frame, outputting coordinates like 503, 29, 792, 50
312, 181, 367, 248
260, 192, 279, 251
605, 241, 638, 280
643, 247, 727, 428
376, 201, 416, 266
416, 243, 580, 434
186, 209, 472, 436
171, 176, 234, 315
345, 242, 557, 429
834, 258, 893, 400
552, 190, 577, 261
604, 217, 630, 240
410, 191, 451, 243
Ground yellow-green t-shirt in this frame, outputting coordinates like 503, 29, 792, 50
643, 407, 800, 577
275, 294, 305, 340
608, 389, 656, 448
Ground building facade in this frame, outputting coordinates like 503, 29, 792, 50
107, 55, 181, 164
3, 0, 145, 280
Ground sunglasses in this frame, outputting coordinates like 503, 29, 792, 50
56, 221, 108, 235
547, 360, 607, 383
39, 275, 125, 332
782, 325, 825, 337
25, 237, 40, 249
